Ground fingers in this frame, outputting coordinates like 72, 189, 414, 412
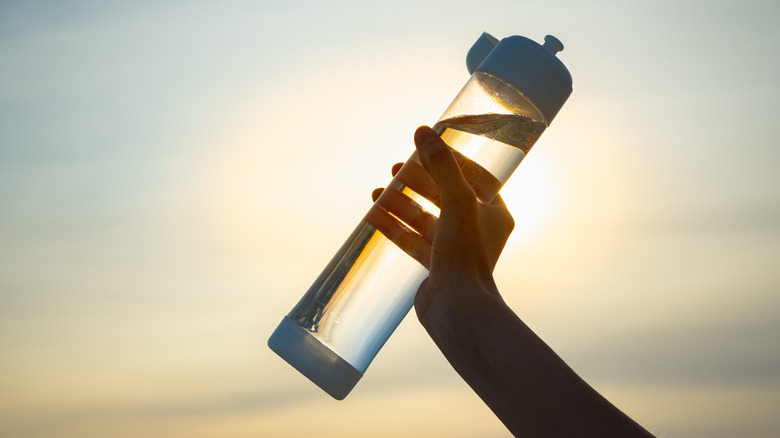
364, 205, 431, 269
393, 160, 440, 207
391, 162, 403, 177
414, 126, 475, 207
377, 161, 439, 205
368, 157, 438, 268
370, 184, 438, 243
371, 188, 384, 202
376, 186, 437, 242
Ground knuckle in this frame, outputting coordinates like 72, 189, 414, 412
503, 212, 515, 232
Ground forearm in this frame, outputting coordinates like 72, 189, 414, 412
417, 283, 654, 437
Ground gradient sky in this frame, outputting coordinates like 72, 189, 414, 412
1, 1, 779, 437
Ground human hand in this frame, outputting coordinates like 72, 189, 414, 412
367, 127, 655, 438
365, 125, 515, 319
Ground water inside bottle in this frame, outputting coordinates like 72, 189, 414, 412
434, 113, 546, 198
287, 113, 546, 372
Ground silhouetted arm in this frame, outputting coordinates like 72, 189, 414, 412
416, 267, 652, 437
369, 126, 654, 437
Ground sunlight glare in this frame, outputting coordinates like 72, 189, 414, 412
498, 150, 559, 248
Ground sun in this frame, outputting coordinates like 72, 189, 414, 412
497, 150, 560, 249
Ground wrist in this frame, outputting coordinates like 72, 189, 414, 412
414, 276, 505, 340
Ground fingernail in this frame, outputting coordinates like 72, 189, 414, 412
415, 126, 438, 145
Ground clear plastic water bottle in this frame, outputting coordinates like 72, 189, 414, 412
268, 32, 573, 399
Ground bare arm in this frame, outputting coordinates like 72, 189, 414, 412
368, 126, 654, 437
416, 265, 652, 437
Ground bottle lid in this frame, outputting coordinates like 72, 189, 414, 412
467, 33, 573, 124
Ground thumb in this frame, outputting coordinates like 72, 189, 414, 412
414, 126, 472, 204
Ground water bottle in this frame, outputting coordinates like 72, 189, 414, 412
268, 32, 573, 399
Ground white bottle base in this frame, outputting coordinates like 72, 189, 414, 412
268, 316, 363, 400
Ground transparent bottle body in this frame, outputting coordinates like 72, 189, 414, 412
277, 71, 548, 387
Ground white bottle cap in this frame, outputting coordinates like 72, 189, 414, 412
467, 33, 573, 124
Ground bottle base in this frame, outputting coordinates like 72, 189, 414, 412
268, 316, 363, 400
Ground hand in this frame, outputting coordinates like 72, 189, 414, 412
365, 125, 515, 319
366, 127, 654, 437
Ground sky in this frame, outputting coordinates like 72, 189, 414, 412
1, 0, 779, 437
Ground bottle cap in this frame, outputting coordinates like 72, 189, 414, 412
467, 33, 573, 124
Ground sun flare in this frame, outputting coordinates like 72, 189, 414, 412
497, 152, 559, 248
